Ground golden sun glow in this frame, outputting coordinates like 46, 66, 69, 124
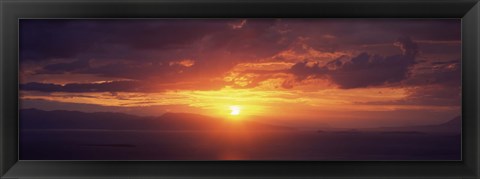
229, 106, 241, 116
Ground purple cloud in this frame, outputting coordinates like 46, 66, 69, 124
288, 37, 418, 89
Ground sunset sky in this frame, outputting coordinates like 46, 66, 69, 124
19, 19, 461, 128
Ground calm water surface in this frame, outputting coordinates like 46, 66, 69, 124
20, 130, 461, 160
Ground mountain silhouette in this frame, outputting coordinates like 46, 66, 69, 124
20, 108, 294, 131
373, 116, 461, 134
438, 116, 461, 128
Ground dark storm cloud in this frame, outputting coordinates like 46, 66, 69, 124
19, 19, 225, 61
20, 20, 93, 61
80, 62, 170, 80
20, 19, 461, 93
21, 19, 291, 84
355, 83, 461, 107
431, 64, 461, 87
408, 85, 461, 105
406, 59, 461, 87
20, 19, 289, 62
20, 78, 227, 93
42, 59, 90, 73
20, 81, 145, 93
394, 36, 418, 56
289, 61, 327, 81
431, 60, 461, 65
360, 19, 461, 42
279, 19, 460, 49
288, 37, 419, 89
20, 19, 461, 64
206, 20, 291, 59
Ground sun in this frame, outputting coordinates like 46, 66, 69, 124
229, 106, 241, 116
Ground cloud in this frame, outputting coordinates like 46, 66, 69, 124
20, 77, 228, 93
229, 19, 247, 29
394, 36, 418, 56
289, 61, 326, 81
19, 20, 225, 61
431, 59, 460, 65
355, 58, 461, 107
20, 20, 461, 94
405, 59, 461, 87
20, 81, 145, 93
169, 59, 195, 67
41, 59, 90, 73
356, 84, 461, 107
21, 19, 292, 88
287, 37, 418, 89
407, 85, 460, 106
20, 98, 198, 117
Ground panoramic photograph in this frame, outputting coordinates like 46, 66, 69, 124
19, 19, 461, 160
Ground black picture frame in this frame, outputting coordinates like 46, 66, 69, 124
1, 0, 479, 178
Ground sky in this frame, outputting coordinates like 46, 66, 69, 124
19, 19, 461, 128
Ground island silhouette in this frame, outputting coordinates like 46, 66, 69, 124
20, 108, 461, 160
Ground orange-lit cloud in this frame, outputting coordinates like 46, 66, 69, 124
229, 19, 247, 29
169, 59, 195, 67
19, 19, 462, 127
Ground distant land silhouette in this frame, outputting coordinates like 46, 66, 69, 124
369, 116, 461, 134
20, 108, 460, 133
19, 109, 461, 160
20, 108, 294, 131
316, 116, 461, 134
